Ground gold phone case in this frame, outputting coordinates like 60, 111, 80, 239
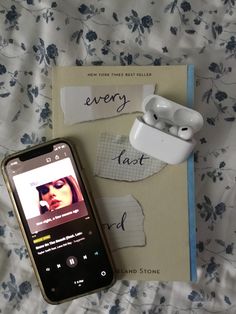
1, 137, 115, 304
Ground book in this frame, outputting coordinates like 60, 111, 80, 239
52, 65, 197, 282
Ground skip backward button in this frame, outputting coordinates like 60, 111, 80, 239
66, 256, 78, 268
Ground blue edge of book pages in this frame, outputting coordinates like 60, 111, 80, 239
187, 64, 197, 281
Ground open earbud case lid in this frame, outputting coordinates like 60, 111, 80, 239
142, 94, 203, 133
129, 94, 204, 164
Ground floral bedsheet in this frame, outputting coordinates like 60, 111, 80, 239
1, 0, 236, 313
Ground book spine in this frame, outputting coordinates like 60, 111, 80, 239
187, 64, 197, 281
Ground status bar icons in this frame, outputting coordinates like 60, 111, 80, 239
55, 144, 66, 151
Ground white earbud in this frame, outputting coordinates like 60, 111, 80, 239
143, 112, 194, 140
142, 110, 166, 130
169, 125, 193, 140
154, 120, 166, 130
142, 110, 159, 125
169, 125, 178, 136
177, 126, 194, 140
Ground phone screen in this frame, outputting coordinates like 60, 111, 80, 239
4, 140, 114, 303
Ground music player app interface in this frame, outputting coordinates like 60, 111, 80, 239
6, 142, 113, 302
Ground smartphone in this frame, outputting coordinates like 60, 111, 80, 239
1, 138, 115, 304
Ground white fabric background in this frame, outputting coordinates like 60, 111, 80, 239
0, 0, 236, 313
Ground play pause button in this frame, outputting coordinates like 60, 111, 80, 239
66, 256, 78, 268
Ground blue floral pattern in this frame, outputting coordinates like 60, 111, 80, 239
0, 0, 236, 313
1, 273, 32, 310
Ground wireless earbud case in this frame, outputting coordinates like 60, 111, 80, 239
129, 95, 203, 164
